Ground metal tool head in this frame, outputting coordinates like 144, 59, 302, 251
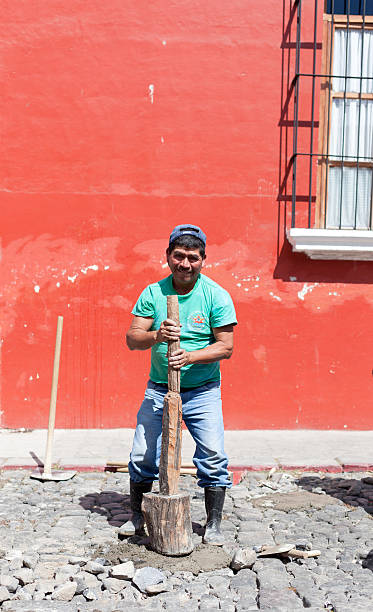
30, 469, 76, 482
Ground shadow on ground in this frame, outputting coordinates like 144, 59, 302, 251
79, 490, 131, 527
77, 489, 228, 573
362, 551, 373, 571
296, 474, 373, 517
78, 489, 204, 535
297, 474, 373, 571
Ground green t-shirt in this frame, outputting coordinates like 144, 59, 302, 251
132, 274, 237, 388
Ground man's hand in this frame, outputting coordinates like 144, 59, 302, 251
167, 324, 234, 367
156, 318, 181, 343
168, 348, 191, 370
126, 316, 182, 351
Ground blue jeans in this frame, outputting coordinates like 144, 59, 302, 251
128, 380, 232, 488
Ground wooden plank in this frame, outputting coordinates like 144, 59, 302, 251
316, 18, 331, 228
115, 467, 197, 475
324, 15, 373, 25
106, 461, 196, 468
326, 160, 373, 168
333, 92, 373, 100
324, 19, 336, 228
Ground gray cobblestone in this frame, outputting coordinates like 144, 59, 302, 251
199, 593, 220, 609
1, 469, 373, 609
258, 586, 304, 609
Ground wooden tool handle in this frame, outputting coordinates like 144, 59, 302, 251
158, 295, 182, 496
43, 315, 63, 476
286, 548, 321, 559
167, 295, 180, 393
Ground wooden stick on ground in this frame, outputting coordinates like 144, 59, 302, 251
115, 467, 197, 475
43, 315, 64, 478
285, 549, 321, 559
106, 461, 196, 469
30, 316, 76, 482
142, 295, 193, 556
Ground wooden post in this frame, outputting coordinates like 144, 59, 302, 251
159, 295, 182, 495
167, 294, 180, 393
143, 295, 193, 556
159, 391, 182, 495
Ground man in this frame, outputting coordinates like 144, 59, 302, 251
125, 224, 237, 545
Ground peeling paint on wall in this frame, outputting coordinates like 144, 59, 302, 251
253, 345, 269, 374
297, 283, 319, 301
269, 291, 281, 302
0, 236, 123, 336
148, 84, 155, 104
2, 0, 373, 430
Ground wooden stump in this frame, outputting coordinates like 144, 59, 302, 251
142, 492, 193, 556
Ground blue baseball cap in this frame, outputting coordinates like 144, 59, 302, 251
169, 224, 207, 247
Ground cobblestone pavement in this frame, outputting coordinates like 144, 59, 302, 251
1, 469, 373, 611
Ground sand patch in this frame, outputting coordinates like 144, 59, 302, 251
96, 538, 231, 575
252, 490, 339, 512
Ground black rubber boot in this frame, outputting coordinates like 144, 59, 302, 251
203, 486, 226, 546
121, 480, 152, 536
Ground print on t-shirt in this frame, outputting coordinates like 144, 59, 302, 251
187, 311, 207, 330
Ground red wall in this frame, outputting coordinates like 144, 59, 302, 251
1, 1, 372, 429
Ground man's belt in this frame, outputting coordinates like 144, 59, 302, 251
150, 381, 202, 393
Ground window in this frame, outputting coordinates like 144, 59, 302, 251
317, 1, 373, 229
326, 0, 373, 14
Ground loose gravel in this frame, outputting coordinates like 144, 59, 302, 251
0, 468, 373, 610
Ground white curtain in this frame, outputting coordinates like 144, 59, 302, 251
326, 28, 373, 229
329, 99, 373, 160
333, 29, 373, 93
326, 167, 372, 228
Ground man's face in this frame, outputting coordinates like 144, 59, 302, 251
166, 246, 205, 289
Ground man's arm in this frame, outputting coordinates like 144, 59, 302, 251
168, 324, 234, 369
126, 316, 181, 351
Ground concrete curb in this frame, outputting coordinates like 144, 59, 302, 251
2, 462, 373, 486
1, 429, 373, 484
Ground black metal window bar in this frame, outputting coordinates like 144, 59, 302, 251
291, 0, 373, 229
